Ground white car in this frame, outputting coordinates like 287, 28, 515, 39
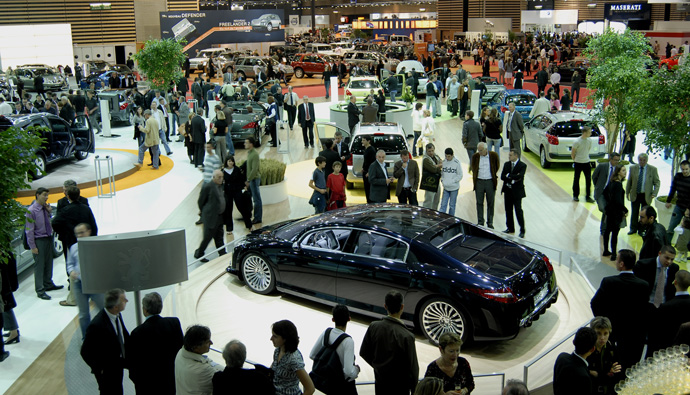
251, 14, 282, 32
345, 76, 382, 102
189, 48, 227, 70
523, 111, 607, 168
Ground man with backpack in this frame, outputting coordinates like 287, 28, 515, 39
309, 305, 360, 395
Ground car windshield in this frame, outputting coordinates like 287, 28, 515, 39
550, 120, 601, 137
506, 95, 535, 106
351, 134, 406, 154
350, 80, 380, 89
442, 239, 535, 278
31, 68, 52, 76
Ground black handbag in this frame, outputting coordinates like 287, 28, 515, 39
419, 170, 441, 192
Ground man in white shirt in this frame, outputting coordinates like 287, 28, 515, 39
151, 102, 172, 156
550, 69, 561, 97
0, 95, 12, 115
283, 86, 299, 131
571, 126, 595, 202
529, 91, 551, 118
175, 325, 223, 395
310, 305, 360, 394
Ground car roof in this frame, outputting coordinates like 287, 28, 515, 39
349, 76, 378, 81
352, 122, 404, 136
504, 89, 536, 96
542, 110, 592, 122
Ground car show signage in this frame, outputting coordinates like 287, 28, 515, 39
604, 3, 651, 20
160, 10, 284, 54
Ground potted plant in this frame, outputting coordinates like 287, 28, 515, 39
401, 86, 415, 107
259, 158, 287, 205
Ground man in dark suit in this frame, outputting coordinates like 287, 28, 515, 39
360, 290, 419, 395
318, 139, 340, 179
191, 109, 206, 168
535, 66, 549, 95
591, 249, 650, 370
638, 206, 667, 260
501, 149, 527, 238
194, 170, 226, 262
347, 95, 361, 134
592, 152, 621, 234
482, 56, 490, 77
393, 149, 419, 205
52, 186, 98, 252
362, 135, 377, 204
81, 288, 129, 395
191, 78, 203, 110
297, 96, 315, 148
213, 340, 275, 395
127, 292, 184, 395
626, 153, 661, 235
368, 150, 392, 203
177, 76, 189, 98
471, 142, 499, 229
362, 97, 378, 123
553, 327, 597, 395
634, 245, 679, 307
504, 102, 524, 158
648, 270, 690, 354
333, 130, 349, 178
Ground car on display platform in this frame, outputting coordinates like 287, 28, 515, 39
250, 14, 282, 32
555, 60, 589, 83
228, 204, 559, 345
477, 76, 507, 99
84, 60, 110, 76
189, 48, 228, 71
226, 100, 268, 145
11, 65, 68, 92
86, 64, 135, 87
485, 89, 537, 122
659, 54, 681, 70
304, 43, 334, 55
345, 76, 383, 102
0, 113, 95, 179
523, 110, 607, 169
290, 53, 335, 78
233, 56, 294, 82
343, 51, 399, 72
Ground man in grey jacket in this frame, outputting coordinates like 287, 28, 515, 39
462, 110, 483, 161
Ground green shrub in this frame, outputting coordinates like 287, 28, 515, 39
259, 158, 286, 186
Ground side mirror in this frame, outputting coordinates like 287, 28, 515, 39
292, 242, 300, 252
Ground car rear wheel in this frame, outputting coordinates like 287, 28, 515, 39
522, 137, 530, 153
32, 153, 47, 179
75, 151, 89, 160
449, 59, 458, 68
266, 23, 273, 32
241, 253, 276, 295
295, 68, 304, 78
419, 298, 470, 345
540, 146, 551, 168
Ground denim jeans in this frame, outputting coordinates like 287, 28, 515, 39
667, 205, 686, 243
138, 143, 160, 168
426, 96, 438, 118
324, 80, 331, 98
440, 188, 459, 216
466, 148, 476, 162
487, 138, 501, 156
172, 113, 178, 134
390, 90, 397, 102
158, 129, 172, 155
74, 279, 105, 338
225, 134, 235, 155
249, 178, 263, 222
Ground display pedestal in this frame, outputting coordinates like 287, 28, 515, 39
99, 99, 120, 138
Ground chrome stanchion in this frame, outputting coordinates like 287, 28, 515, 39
95, 155, 116, 198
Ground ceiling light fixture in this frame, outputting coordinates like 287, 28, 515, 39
587, 3, 596, 7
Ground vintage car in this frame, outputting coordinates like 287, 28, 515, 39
290, 53, 335, 78
11, 65, 68, 92
229, 204, 559, 344
250, 14, 282, 32
0, 113, 94, 178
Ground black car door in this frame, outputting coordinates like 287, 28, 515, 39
275, 228, 352, 302
71, 114, 95, 153
336, 230, 411, 315
46, 116, 73, 160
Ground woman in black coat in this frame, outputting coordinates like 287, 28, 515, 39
2, 253, 20, 345
603, 165, 628, 260
222, 156, 253, 233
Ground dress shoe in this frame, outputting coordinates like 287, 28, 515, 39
195, 219, 203, 225
586, 197, 596, 203
2, 332, 9, 338
487, 224, 494, 229
572, 197, 579, 202
519, 231, 525, 238
167, 151, 173, 155
252, 219, 262, 224
0, 351, 9, 362
4, 335, 20, 345
610, 254, 617, 261
602, 250, 612, 256
133, 162, 142, 168
199, 258, 209, 263
627, 229, 637, 235
37, 292, 51, 300
503, 229, 515, 234
148, 163, 153, 166
59, 300, 76, 307
45, 284, 64, 291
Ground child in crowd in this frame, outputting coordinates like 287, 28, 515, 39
308, 156, 328, 214
327, 161, 347, 211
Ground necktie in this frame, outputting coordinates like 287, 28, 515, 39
116, 314, 125, 358
306, 104, 310, 121
290, 94, 293, 106
607, 166, 613, 185
654, 266, 666, 307
637, 166, 644, 193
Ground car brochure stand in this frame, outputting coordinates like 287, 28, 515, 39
470, 90, 481, 120
95, 155, 116, 198
99, 99, 119, 138
330, 76, 338, 103
278, 118, 289, 154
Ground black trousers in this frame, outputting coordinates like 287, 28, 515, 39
193, 143, 205, 167
397, 188, 418, 205
573, 162, 592, 198
301, 121, 314, 146
363, 172, 372, 204
629, 194, 647, 232
285, 105, 297, 129
537, 84, 546, 95
95, 368, 124, 395
223, 190, 253, 231
505, 194, 525, 232
268, 121, 277, 147
197, 219, 226, 257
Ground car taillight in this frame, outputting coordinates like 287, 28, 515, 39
598, 134, 605, 145
242, 121, 258, 129
345, 89, 352, 96
346, 154, 353, 166
543, 256, 553, 272
472, 287, 518, 303
119, 102, 128, 110
501, 106, 508, 113
547, 133, 559, 145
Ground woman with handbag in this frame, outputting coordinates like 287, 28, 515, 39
223, 156, 253, 233
1, 253, 20, 346
602, 165, 628, 260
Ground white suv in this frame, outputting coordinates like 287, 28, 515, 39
523, 111, 607, 168
346, 123, 409, 187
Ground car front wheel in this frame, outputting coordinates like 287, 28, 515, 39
266, 23, 273, 32
540, 146, 551, 168
295, 68, 304, 78
522, 137, 530, 153
32, 153, 47, 179
75, 151, 89, 160
418, 298, 470, 345
241, 253, 276, 295
53, 234, 63, 258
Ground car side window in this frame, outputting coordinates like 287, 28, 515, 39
301, 229, 351, 252
353, 231, 407, 261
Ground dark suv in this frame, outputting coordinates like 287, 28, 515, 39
0, 113, 95, 178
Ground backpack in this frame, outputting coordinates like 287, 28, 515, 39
309, 328, 350, 394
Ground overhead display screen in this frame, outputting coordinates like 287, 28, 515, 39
160, 10, 284, 54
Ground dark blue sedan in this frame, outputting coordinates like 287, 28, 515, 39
486, 89, 537, 122
228, 205, 558, 345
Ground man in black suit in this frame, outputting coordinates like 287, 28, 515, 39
648, 270, 690, 354
127, 292, 184, 395
504, 102, 524, 158
368, 150, 392, 204
297, 96, 315, 148
637, 206, 667, 260
360, 290, 418, 395
591, 249, 650, 370
81, 288, 129, 395
553, 327, 597, 395
194, 170, 226, 262
634, 244, 679, 307
347, 95, 361, 134
319, 139, 340, 179
361, 135, 377, 204
191, 78, 203, 112
333, 130, 349, 178
592, 152, 621, 234
482, 56, 490, 77
213, 340, 275, 395
535, 66, 549, 95
52, 186, 98, 252
191, 109, 206, 168
501, 149, 527, 238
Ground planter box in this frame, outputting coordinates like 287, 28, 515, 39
259, 178, 287, 205
654, 196, 674, 229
